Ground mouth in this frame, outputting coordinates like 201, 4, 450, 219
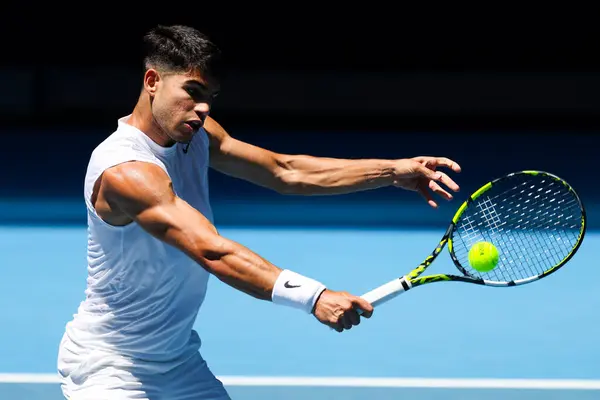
185, 120, 203, 132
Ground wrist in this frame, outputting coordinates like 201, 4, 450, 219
271, 269, 327, 314
380, 160, 398, 186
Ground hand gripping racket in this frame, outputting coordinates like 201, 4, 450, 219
360, 170, 586, 310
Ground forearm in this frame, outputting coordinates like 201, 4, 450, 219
279, 155, 396, 195
194, 236, 326, 312
196, 236, 281, 300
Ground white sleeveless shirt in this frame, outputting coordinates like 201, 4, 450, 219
58, 116, 214, 379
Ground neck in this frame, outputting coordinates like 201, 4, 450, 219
126, 93, 176, 148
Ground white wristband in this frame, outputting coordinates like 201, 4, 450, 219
271, 269, 327, 314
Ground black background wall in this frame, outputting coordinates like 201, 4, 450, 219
1, 10, 598, 228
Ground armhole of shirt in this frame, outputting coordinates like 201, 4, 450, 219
84, 152, 170, 231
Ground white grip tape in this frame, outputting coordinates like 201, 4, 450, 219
360, 278, 409, 309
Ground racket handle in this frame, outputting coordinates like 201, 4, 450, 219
358, 278, 409, 314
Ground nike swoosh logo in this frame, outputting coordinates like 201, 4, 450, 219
284, 281, 301, 288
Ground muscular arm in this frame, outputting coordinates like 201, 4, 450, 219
98, 161, 282, 300
206, 117, 397, 195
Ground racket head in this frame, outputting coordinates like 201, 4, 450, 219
446, 170, 586, 286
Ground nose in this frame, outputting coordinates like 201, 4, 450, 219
195, 102, 210, 117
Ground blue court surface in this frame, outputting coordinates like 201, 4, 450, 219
1, 225, 599, 399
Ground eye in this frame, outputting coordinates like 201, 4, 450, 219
185, 87, 199, 97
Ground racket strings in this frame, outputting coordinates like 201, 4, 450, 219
452, 175, 583, 283
479, 184, 579, 281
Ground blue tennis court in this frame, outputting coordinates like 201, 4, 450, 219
1, 220, 598, 399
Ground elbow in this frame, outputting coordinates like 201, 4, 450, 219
274, 170, 304, 195
276, 170, 326, 195
272, 156, 306, 195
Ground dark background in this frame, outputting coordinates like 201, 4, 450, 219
1, 10, 598, 228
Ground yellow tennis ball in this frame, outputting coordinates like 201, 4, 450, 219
468, 241, 499, 272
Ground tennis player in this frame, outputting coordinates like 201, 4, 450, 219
57, 24, 461, 399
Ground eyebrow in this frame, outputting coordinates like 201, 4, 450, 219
184, 80, 220, 96
184, 80, 209, 91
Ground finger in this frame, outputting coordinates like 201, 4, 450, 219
413, 157, 437, 171
421, 157, 462, 173
341, 313, 352, 330
435, 171, 460, 192
435, 157, 462, 172
412, 156, 433, 165
353, 297, 374, 318
330, 318, 344, 332
346, 309, 360, 326
417, 164, 443, 182
418, 185, 438, 208
428, 180, 453, 201
447, 158, 462, 172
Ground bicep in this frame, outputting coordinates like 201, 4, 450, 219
102, 162, 225, 261
135, 196, 220, 257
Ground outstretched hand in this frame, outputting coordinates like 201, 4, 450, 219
392, 156, 462, 208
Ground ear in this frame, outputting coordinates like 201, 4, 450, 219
143, 69, 160, 96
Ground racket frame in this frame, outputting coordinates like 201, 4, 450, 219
360, 170, 587, 309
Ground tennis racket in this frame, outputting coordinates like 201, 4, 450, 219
360, 170, 586, 310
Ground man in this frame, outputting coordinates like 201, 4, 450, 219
57, 24, 461, 399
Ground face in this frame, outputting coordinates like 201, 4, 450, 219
145, 68, 220, 144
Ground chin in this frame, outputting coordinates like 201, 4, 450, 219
170, 129, 194, 143
178, 132, 196, 144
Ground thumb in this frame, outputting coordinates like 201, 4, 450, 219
352, 296, 374, 318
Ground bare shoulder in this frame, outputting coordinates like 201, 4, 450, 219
103, 162, 171, 199
203, 116, 231, 149
93, 161, 174, 225
203, 116, 227, 139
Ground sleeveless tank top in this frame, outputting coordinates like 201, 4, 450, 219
58, 116, 214, 377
